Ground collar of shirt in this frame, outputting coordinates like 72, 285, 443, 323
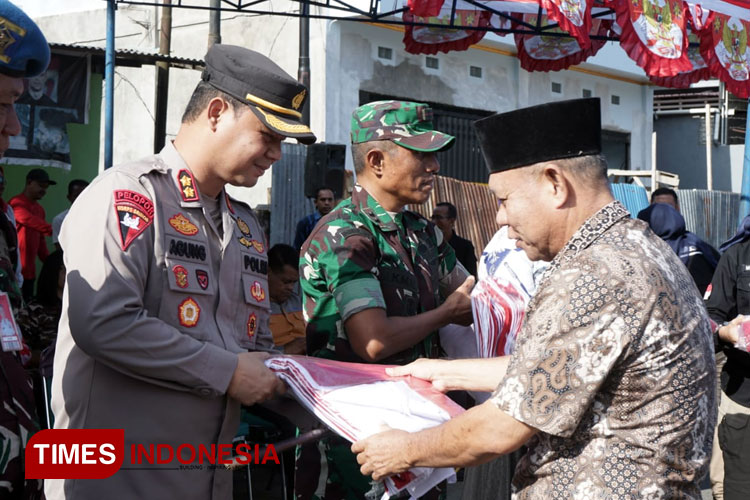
350, 184, 427, 234
538, 200, 630, 286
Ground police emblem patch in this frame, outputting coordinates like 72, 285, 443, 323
250, 281, 266, 303
114, 190, 155, 251
173, 265, 189, 288
0, 16, 25, 64
236, 217, 251, 237
247, 313, 257, 339
169, 213, 199, 236
196, 269, 209, 290
177, 169, 199, 202
178, 297, 200, 327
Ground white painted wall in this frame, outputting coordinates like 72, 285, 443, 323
32, 2, 656, 204
326, 21, 653, 173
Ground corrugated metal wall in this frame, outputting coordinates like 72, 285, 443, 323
409, 176, 497, 260
678, 189, 740, 250
270, 143, 314, 247
270, 151, 741, 256
610, 183, 649, 217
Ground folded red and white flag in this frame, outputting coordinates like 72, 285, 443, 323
265, 355, 465, 499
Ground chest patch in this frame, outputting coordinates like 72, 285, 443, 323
169, 213, 199, 236
168, 237, 207, 262
244, 254, 268, 276
173, 265, 189, 289
247, 313, 257, 339
114, 190, 154, 251
196, 269, 209, 290
178, 297, 200, 327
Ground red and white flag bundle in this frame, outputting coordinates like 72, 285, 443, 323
266, 355, 465, 499
471, 277, 527, 357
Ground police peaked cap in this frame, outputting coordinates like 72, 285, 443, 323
0, 0, 50, 78
202, 44, 316, 145
473, 98, 602, 173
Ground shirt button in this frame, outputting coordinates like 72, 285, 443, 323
198, 388, 212, 397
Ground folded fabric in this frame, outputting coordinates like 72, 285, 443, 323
471, 277, 527, 357
265, 355, 464, 499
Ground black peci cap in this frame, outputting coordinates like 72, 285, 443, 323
202, 44, 316, 145
473, 98, 601, 173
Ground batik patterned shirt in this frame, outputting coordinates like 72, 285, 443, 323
491, 201, 716, 499
300, 185, 467, 364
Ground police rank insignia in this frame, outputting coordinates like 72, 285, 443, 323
196, 269, 209, 290
250, 281, 266, 303
113, 190, 155, 251
177, 169, 199, 202
247, 313, 257, 339
178, 297, 200, 327
169, 213, 199, 236
173, 265, 189, 289
238, 237, 265, 253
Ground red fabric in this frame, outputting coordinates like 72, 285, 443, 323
540, 0, 594, 49
403, 10, 493, 55
698, 12, 750, 98
514, 17, 611, 72
408, 0, 445, 17
614, 0, 693, 78
9, 193, 51, 279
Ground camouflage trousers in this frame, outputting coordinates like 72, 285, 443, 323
294, 434, 446, 500
0, 351, 42, 500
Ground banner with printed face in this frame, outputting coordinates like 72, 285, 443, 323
5, 54, 90, 170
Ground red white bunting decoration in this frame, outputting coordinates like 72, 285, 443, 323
403, 6, 493, 54
515, 15, 612, 72
700, 12, 750, 97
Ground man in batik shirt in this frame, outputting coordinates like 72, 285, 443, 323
298, 100, 474, 499
353, 98, 716, 499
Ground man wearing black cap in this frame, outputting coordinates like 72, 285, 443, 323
10, 168, 55, 301
48, 45, 314, 500
353, 98, 716, 498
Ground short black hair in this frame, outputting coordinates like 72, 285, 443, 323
268, 244, 298, 273
315, 187, 334, 199
68, 179, 89, 196
435, 202, 457, 219
651, 187, 678, 203
181, 80, 246, 123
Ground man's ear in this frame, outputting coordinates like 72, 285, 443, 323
541, 163, 571, 209
365, 148, 386, 177
206, 97, 230, 131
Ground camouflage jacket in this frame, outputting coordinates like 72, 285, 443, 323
300, 185, 467, 364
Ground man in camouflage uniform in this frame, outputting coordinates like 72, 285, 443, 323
0, 2, 49, 499
297, 100, 474, 499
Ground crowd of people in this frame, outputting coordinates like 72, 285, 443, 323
1, 2, 749, 500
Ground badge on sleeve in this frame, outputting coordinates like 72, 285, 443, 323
178, 297, 200, 327
177, 169, 199, 202
247, 313, 257, 339
169, 213, 199, 236
173, 265, 189, 289
250, 281, 266, 303
114, 190, 155, 251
